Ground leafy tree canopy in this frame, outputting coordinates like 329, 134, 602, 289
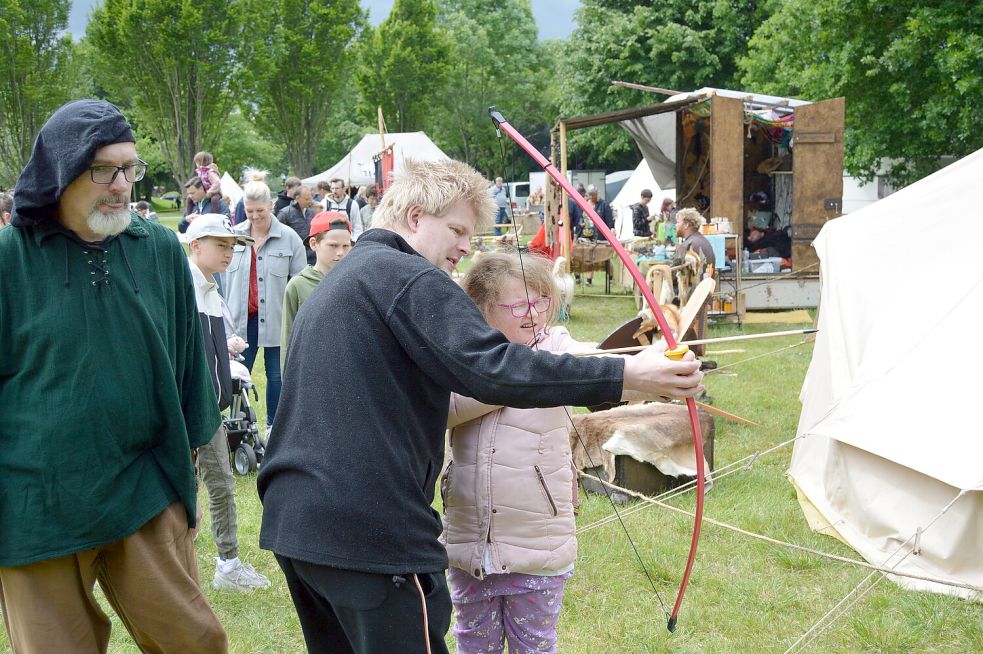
741, 0, 983, 186
239, 0, 365, 177
355, 0, 451, 132
0, 0, 82, 187
430, 0, 550, 177
86, 0, 243, 186
554, 0, 776, 170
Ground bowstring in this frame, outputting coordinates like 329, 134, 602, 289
494, 134, 671, 620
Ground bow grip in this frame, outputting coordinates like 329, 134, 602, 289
665, 345, 690, 361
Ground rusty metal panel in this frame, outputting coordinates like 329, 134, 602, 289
791, 97, 845, 271
710, 95, 744, 223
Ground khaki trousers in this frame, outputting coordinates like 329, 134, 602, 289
0, 502, 227, 654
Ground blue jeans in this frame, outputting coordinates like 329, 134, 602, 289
494, 207, 506, 235
244, 314, 281, 428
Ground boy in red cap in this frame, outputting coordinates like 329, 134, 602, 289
280, 211, 352, 368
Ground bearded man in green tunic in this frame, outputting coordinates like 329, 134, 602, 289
0, 100, 227, 653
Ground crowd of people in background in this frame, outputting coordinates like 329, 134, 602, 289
0, 99, 705, 654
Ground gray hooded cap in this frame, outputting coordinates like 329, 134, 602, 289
12, 99, 135, 227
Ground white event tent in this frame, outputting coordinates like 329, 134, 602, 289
220, 171, 243, 209
610, 159, 674, 241
303, 132, 449, 187
790, 148, 983, 599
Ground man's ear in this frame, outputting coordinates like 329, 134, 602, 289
405, 204, 425, 232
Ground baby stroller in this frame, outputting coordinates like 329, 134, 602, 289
224, 359, 266, 475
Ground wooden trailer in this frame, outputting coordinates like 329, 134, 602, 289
545, 88, 845, 310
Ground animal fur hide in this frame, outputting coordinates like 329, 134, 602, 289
552, 256, 576, 321
570, 403, 714, 486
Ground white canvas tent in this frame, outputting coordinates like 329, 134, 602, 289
791, 149, 983, 599
303, 132, 449, 187
220, 171, 243, 209
610, 159, 674, 241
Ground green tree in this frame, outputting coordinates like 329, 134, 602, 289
239, 0, 364, 177
213, 110, 289, 184
314, 65, 373, 174
433, 0, 549, 177
741, 0, 983, 186
355, 0, 450, 132
0, 0, 82, 187
554, 0, 776, 169
85, 0, 242, 187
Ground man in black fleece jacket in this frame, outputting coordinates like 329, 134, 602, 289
257, 159, 704, 654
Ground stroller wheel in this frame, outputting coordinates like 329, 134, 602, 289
233, 443, 258, 475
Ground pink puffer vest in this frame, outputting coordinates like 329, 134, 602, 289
440, 327, 592, 578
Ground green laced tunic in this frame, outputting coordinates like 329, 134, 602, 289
0, 217, 220, 567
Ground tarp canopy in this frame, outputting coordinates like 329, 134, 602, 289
303, 132, 449, 187
790, 148, 983, 599
610, 159, 674, 241
618, 88, 811, 189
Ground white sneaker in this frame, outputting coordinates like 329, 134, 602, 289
212, 557, 271, 591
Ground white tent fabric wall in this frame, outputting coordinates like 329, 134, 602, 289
220, 172, 243, 209
302, 132, 449, 188
611, 159, 674, 241
791, 148, 983, 600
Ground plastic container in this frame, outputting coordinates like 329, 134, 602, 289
748, 257, 783, 274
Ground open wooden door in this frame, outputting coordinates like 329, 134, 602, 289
709, 94, 745, 224
791, 98, 845, 271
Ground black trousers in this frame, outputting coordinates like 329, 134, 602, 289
275, 554, 452, 654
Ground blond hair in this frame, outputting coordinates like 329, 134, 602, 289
461, 252, 557, 324
242, 168, 272, 203
676, 207, 706, 232
372, 159, 496, 233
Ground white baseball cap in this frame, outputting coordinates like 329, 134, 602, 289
182, 214, 254, 245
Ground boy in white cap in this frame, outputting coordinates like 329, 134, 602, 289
185, 214, 272, 592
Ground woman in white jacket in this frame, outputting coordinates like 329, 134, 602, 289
442, 252, 596, 654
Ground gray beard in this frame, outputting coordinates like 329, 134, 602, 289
86, 207, 131, 237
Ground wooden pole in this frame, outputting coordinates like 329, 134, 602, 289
610, 81, 683, 96
558, 121, 570, 271
377, 107, 387, 150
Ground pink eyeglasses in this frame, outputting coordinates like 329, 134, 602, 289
496, 296, 552, 318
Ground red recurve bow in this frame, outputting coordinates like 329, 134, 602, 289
489, 107, 706, 632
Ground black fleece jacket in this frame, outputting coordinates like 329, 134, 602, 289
257, 229, 625, 574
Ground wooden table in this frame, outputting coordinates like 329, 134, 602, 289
571, 242, 617, 293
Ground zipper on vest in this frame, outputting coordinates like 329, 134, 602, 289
535, 465, 558, 517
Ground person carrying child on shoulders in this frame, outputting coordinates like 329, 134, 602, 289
280, 211, 353, 370
184, 214, 272, 592
194, 151, 224, 214
442, 251, 598, 654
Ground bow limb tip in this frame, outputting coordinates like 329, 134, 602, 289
488, 107, 507, 126
667, 616, 678, 632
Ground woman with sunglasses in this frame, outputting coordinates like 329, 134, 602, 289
440, 251, 604, 654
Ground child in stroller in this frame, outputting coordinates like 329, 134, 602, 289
225, 337, 266, 475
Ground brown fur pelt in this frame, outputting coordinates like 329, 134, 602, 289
645, 263, 674, 306
569, 403, 714, 484
676, 249, 705, 307
633, 302, 682, 343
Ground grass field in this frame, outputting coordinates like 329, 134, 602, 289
3, 223, 979, 653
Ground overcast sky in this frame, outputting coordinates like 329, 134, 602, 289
68, 1, 580, 41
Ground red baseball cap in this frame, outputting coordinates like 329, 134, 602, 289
309, 211, 350, 238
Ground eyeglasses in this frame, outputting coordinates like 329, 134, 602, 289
89, 160, 148, 184
496, 296, 552, 318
